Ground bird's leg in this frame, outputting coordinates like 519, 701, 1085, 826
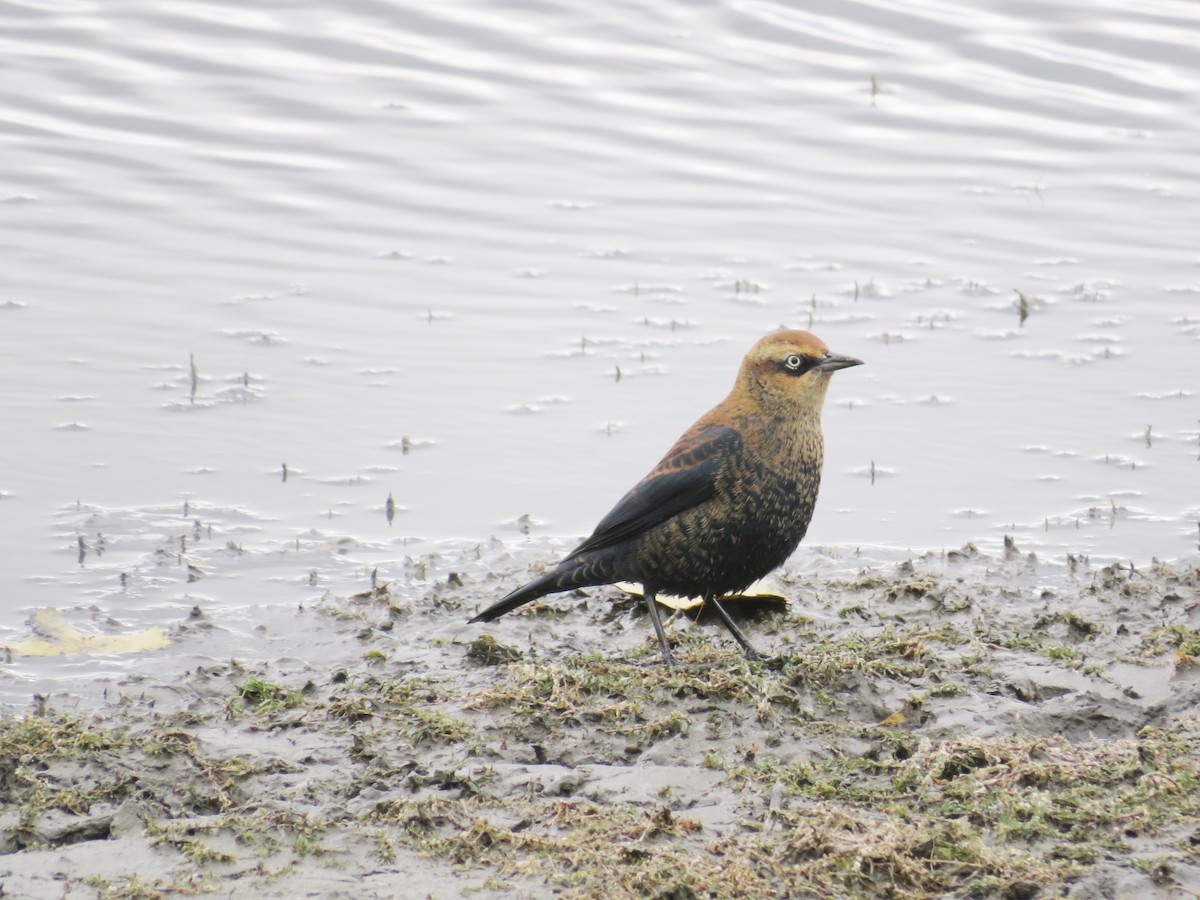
642, 588, 677, 666
708, 596, 764, 660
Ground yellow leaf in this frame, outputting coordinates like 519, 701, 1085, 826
616, 577, 788, 612
878, 711, 905, 727
4, 608, 169, 657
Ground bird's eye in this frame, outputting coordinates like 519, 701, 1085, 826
784, 354, 804, 370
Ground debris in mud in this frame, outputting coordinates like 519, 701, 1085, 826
3, 608, 170, 657
615, 575, 788, 611
2, 545, 1200, 897
466, 634, 523, 665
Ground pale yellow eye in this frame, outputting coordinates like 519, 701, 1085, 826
784, 354, 803, 370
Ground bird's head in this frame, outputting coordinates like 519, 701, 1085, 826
739, 330, 863, 413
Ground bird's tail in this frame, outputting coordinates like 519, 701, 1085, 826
468, 560, 605, 623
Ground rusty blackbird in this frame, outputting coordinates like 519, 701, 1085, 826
471, 330, 862, 664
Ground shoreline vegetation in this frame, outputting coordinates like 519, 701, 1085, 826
3, 541, 1199, 898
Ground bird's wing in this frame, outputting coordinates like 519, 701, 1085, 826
565, 425, 742, 559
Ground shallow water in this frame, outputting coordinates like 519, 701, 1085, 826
2, 0, 1198, 702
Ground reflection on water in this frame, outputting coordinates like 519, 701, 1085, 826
1, 0, 1198, 698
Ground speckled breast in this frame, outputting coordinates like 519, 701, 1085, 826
631, 424, 824, 598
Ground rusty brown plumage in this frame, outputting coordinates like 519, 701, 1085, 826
470, 330, 863, 664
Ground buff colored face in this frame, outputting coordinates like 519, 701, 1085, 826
744, 331, 863, 403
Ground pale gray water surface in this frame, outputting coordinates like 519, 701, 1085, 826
1, 0, 1198, 701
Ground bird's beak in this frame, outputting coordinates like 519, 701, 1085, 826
815, 352, 864, 373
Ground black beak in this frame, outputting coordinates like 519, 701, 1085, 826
815, 352, 864, 373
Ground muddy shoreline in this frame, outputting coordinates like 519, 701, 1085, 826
3, 540, 1200, 898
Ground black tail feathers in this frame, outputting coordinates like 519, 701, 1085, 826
468, 559, 608, 623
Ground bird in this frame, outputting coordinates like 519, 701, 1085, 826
470, 330, 863, 664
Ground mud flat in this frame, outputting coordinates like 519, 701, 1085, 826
3, 540, 1200, 899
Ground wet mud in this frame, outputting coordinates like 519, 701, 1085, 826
3, 540, 1200, 898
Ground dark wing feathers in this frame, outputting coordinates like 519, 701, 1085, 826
565, 425, 742, 559
469, 425, 742, 623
